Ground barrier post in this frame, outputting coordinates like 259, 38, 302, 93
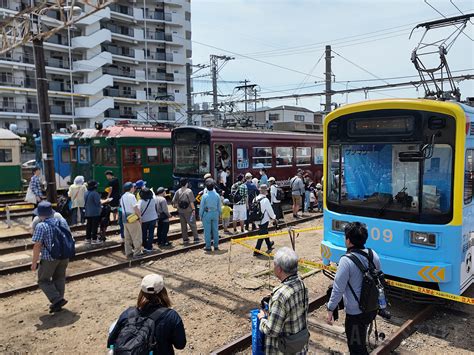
6, 205, 11, 229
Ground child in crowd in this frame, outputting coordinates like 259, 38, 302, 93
315, 183, 323, 212
221, 199, 232, 234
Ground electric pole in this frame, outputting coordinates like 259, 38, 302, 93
186, 62, 193, 125
210, 55, 234, 125
325, 45, 333, 113
235, 80, 257, 122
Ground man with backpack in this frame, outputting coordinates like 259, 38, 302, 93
230, 174, 248, 234
251, 184, 276, 256
326, 222, 384, 355
172, 178, 200, 244
31, 201, 74, 313
290, 171, 305, 218
268, 177, 283, 221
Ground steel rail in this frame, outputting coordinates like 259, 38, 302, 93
210, 293, 329, 355
0, 214, 322, 298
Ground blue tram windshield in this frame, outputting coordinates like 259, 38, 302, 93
173, 143, 210, 176
328, 144, 452, 216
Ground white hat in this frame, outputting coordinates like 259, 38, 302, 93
316, 183, 322, 188
203, 173, 212, 179
141, 274, 164, 294
268, 177, 276, 183
259, 184, 268, 191
245, 172, 252, 179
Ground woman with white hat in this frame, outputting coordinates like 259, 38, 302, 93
108, 274, 186, 354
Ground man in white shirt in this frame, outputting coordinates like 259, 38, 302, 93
268, 177, 283, 221
120, 182, 143, 259
253, 184, 276, 257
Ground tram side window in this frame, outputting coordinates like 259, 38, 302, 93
313, 147, 323, 165
94, 147, 102, 164
124, 147, 142, 164
296, 147, 311, 165
70, 147, 77, 162
61, 147, 70, 163
0, 149, 12, 163
147, 147, 160, 164
104, 147, 117, 166
252, 147, 272, 168
276, 147, 293, 167
78, 147, 89, 163
237, 148, 249, 169
162, 147, 172, 164
465, 149, 474, 204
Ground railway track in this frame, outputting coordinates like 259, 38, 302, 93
0, 212, 322, 298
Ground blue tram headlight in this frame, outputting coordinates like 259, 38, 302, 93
410, 231, 437, 247
332, 220, 350, 232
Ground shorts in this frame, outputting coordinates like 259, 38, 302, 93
292, 195, 302, 205
233, 204, 247, 221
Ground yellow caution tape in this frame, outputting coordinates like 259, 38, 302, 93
0, 204, 35, 212
289, 226, 324, 234
231, 231, 474, 305
232, 231, 289, 242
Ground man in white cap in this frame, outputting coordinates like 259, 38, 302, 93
253, 184, 276, 256
268, 177, 283, 220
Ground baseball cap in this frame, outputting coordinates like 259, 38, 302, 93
156, 187, 165, 195
141, 274, 164, 294
259, 184, 268, 191
135, 180, 146, 188
245, 172, 252, 179
123, 182, 135, 191
203, 173, 212, 179
268, 177, 276, 182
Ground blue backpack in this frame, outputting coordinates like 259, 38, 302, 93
45, 219, 76, 259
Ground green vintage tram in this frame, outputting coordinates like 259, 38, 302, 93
0, 129, 24, 194
69, 125, 173, 191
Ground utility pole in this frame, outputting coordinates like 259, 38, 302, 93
235, 80, 257, 124
325, 45, 333, 113
210, 55, 234, 126
33, 38, 57, 202
186, 62, 193, 125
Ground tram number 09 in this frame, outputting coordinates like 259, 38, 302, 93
370, 227, 393, 243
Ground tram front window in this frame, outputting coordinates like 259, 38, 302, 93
328, 143, 453, 221
174, 143, 210, 176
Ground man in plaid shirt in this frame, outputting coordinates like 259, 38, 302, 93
258, 247, 309, 354
31, 201, 70, 313
231, 174, 248, 234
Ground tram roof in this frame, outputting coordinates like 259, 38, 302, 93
0, 129, 21, 140
174, 126, 322, 141
70, 129, 98, 139
95, 125, 171, 139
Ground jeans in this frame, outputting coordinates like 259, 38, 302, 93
304, 191, 311, 212
202, 211, 219, 249
141, 219, 156, 250
37, 258, 69, 305
255, 222, 272, 252
85, 216, 100, 241
157, 220, 170, 245
317, 201, 323, 212
344, 311, 377, 355
70, 207, 84, 225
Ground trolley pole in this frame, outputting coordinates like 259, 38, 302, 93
33, 38, 57, 203
186, 62, 193, 125
325, 45, 332, 113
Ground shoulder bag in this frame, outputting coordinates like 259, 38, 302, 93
121, 196, 139, 223
277, 281, 310, 353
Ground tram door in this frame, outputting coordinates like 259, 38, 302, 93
122, 146, 142, 183
214, 143, 233, 191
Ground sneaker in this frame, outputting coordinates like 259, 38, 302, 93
164, 241, 172, 247
193, 239, 201, 243
143, 248, 153, 253
85, 239, 92, 244
49, 299, 68, 313
268, 241, 275, 250
203, 247, 211, 252
214, 247, 219, 251
91, 239, 101, 245
253, 252, 261, 257
183, 239, 190, 244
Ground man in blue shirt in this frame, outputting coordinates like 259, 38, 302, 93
29, 167, 44, 205
199, 179, 222, 252
326, 222, 381, 355
31, 201, 71, 313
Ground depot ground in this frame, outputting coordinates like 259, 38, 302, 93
0, 217, 472, 354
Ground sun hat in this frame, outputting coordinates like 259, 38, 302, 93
33, 201, 55, 217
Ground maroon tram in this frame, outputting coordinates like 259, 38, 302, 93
171, 127, 323, 193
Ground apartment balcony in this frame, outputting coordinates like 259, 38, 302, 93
109, 3, 133, 17
0, 0, 28, 12
50, 105, 73, 115
147, 72, 175, 81
73, 52, 113, 72
49, 81, 71, 92
103, 88, 136, 99
103, 66, 136, 79
163, 0, 185, 7
103, 23, 135, 39
145, 31, 172, 42
0, 102, 24, 113
104, 108, 136, 119
145, 52, 173, 62
72, 29, 112, 49
0, 53, 70, 69
102, 44, 134, 58
147, 111, 175, 121
45, 34, 70, 46
0, 76, 24, 88
145, 11, 172, 22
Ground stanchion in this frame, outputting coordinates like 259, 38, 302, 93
6, 205, 11, 229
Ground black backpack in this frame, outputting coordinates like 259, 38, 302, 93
343, 249, 385, 313
111, 307, 168, 355
275, 187, 284, 201
44, 219, 75, 260
248, 196, 265, 223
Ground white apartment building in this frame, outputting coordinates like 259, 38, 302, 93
0, 0, 192, 133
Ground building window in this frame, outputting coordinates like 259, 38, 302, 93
174, 89, 179, 93
185, 11, 191, 21
252, 147, 272, 168
294, 114, 305, 122
185, 31, 191, 40
269, 113, 279, 121
147, 147, 160, 164
313, 147, 323, 165
275, 147, 293, 166
464, 149, 473, 204
162, 147, 172, 163
0, 149, 12, 163
296, 147, 311, 165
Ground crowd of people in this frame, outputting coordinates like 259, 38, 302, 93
27, 168, 392, 355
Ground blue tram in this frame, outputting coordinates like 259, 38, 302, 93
322, 99, 473, 297
35, 134, 72, 190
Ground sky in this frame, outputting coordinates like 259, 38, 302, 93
190, 0, 474, 112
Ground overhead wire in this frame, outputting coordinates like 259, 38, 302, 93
332, 50, 391, 85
